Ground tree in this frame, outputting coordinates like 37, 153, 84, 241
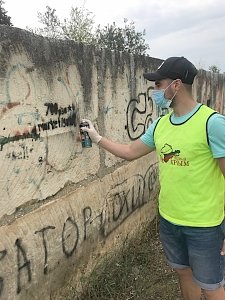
95, 19, 150, 55
0, 0, 13, 26
29, 6, 62, 38
28, 6, 94, 43
28, 7, 150, 55
209, 65, 220, 73
61, 7, 95, 44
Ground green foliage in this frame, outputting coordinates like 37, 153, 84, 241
209, 65, 220, 73
95, 19, 149, 55
0, 0, 13, 26
27, 6, 150, 55
61, 7, 95, 44
27, 6, 62, 38
27, 5, 94, 42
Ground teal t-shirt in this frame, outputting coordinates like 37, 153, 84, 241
140, 103, 225, 158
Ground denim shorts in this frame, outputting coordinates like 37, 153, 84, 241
159, 216, 225, 290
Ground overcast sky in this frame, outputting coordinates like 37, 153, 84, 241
4, 0, 225, 72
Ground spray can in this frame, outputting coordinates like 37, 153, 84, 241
79, 121, 92, 148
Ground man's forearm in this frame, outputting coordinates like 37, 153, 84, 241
98, 137, 133, 160
80, 119, 153, 160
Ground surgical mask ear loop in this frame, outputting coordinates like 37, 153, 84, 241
164, 80, 177, 103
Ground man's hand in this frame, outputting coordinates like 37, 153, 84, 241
80, 119, 102, 144
220, 239, 225, 255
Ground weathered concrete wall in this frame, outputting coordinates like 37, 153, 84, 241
0, 25, 224, 299
194, 69, 225, 113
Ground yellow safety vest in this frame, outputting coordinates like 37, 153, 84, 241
154, 104, 224, 226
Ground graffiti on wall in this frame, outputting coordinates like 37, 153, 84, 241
126, 87, 169, 141
0, 103, 77, 152
0, 63, 81, 215
101, 163, 158, 236
0, 163, 158, 298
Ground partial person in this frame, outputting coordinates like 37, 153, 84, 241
81, 56, 225, 300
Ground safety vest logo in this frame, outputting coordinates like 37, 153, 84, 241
160, 143, 189, 166
160, 143, 180, 162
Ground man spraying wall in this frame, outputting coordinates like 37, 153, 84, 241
81, 56, 225, 300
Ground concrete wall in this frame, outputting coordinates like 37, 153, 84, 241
0, 25, 224, 299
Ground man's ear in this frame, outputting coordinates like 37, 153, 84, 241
174, 79, 182, 90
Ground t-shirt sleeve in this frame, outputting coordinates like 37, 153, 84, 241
140, 118, 160, 149
207, 113, 225, 158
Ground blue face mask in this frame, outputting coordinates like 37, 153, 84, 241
151, 81, 177, 109
151, 90, 172, 108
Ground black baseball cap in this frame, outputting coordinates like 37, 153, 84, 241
143, 56, 198, 84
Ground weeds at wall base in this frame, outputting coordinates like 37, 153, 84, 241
58, 217, 183, 300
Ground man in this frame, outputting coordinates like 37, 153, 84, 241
81, 57, 225, 300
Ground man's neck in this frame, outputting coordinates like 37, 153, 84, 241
172, 97, 198, 117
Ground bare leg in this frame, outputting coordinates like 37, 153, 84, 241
175, 267, 201, 300
203, 287, 225, 300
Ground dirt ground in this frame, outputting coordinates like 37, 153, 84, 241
58, 218, 185, 300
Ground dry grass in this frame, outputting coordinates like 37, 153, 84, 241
62, 218, 183, 300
